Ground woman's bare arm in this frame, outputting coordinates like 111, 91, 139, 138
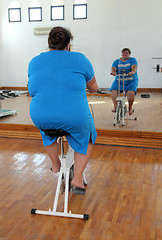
86, 76, 99, 93
111, 67, 116, 76
128, 65, 137, 76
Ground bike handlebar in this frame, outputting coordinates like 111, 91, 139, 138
110, 73, 129, 76
116, 73, 129, 77
110, 73, 133, 80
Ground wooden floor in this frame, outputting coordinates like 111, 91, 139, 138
0, 92, 161, 148
0, 138, 161, 240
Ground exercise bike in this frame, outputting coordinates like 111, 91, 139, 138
113, 71, 137, 126
31, 129, 89, 220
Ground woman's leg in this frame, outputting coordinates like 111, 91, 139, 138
45, 139, 93, 188
111, 90, 118, 112
71, 142, 93, 189
127, 90, 135, 115
44, 140, 61, 173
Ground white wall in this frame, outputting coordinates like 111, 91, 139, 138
0, 0, 162, 88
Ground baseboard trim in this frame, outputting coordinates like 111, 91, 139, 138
0, 124, 161, 149
137, 88, 161, 92
0, 87, 28, 91
0, 87, 161, 93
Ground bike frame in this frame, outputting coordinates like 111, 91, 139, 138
113, 72, 137, 126
31, 137, 88, 220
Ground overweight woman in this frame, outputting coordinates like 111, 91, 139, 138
110, 48, 139, 115
28, 26, 99, 191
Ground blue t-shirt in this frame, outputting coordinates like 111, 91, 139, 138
28, 50, 97, 155
112, 57, 138, 81
110, 57, 139, 92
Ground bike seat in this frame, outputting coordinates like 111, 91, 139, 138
44, 129, 70, 137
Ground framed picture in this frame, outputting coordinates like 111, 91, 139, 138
28, 7, 42, 22
8, 8, 21, 22
51, 6, 64, 21
73, 4, 87, 20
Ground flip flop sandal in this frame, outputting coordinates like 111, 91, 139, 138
72, 186, 86, 195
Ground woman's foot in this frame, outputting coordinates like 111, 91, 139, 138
129, 108, 133, 115
71, 178, 85, 189
51, 159, 61, 173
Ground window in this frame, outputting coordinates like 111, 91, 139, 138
28, 7, 42, 22
73, 4, 87, 20
8, 8, 21, 22
51, 6, 64, 21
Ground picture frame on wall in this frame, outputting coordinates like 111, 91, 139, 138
8, 8, 21, 22
73, 4, 87, 20
51, 6, 64, 21
28, 7, 42, 22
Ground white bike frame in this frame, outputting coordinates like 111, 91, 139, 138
113, 72, 137, 126
31, 137, 89, 220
